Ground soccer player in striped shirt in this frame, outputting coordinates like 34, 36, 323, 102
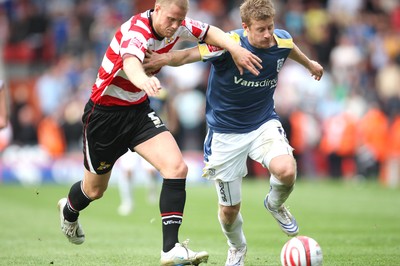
143, 0, 324, 265
57, 0, 262, 265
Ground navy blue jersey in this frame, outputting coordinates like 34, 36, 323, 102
199, 29, 293, 133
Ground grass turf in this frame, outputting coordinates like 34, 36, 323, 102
0, 179, 399, 265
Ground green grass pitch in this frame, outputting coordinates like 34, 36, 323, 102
0, 179, 399, 265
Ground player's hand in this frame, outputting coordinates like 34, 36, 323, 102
143, 50, 168, 74
309, 60, 324, 81
139, 76, 162, 97
230, 46, 262, 76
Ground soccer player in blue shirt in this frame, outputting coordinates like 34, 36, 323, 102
144, 0, 323, 265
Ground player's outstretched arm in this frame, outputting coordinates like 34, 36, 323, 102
142, 48, 201, 72
123, 55, 162, 97
288, 44, 324, 81
205, 26, 262, 76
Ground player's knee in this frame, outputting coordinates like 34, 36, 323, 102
162, 161, 188, 178
86, 186, 107, 200
270, 157, 297, 186
274, 165, 296, 186
220, 205, 240, 223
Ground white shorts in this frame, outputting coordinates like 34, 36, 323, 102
203, 119, 293, 206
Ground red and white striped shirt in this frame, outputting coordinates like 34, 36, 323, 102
90, 9, 210, 106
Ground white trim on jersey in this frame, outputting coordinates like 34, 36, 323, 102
90, 9, 210, 106
103, 84, 146, 102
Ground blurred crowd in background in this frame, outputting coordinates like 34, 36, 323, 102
0, 0, 399, 185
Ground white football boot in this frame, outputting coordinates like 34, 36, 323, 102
225, 245, 247, 266
160, 239, 209, 266
264, 194, 299, 236
57, 198, 85, 244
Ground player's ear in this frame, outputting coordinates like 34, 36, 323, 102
242, 22, 249, 32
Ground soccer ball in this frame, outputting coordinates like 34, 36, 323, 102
280, 236, 323, 266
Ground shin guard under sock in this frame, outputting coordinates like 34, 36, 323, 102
63, 181, 92, 222
268, 175, 294, 210
219, 212, 246, 249
160, 178, 186, 252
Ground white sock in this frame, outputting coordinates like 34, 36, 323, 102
219, 212, 246, 249
267, 174, 294, 210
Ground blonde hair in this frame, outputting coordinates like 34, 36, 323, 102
240, 0, 275, 26
156, 0, 189, 12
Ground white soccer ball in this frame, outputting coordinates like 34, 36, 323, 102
280, 236, 323, 266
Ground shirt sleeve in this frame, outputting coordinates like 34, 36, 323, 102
198, 31, 240, 61
274, 29, 294, 49
120, 31, 148, 63
181, 17, 210, 42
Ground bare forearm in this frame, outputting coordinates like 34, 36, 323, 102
123, 55, 151, 87
288, 44, 312, 69
168, 48, 200, 66
204, 26, 235, 52
123, 55, 161, 96
289, 44, 324, 80
204, 26, 262, 76
143, 48, 200, 71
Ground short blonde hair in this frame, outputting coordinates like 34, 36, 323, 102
240, 0, 275, 26
156, 0, 189, 12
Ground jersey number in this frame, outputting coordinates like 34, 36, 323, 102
148, 112, 163, 128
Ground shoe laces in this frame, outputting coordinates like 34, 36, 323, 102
227, 247, 245, 263
179, 239, 191, 257
227, 248, 237, 264
63, 220, 78, 237
277, 205, 292, 223
181, 239, 190, 249
178, 239, 198, 264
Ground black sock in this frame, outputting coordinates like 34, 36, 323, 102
160, 178, 186, 252
63, 181, 92, 222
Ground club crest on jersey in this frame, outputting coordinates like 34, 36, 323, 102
207, 168, 216, 176
276, 58, 285, 73
97, 162, 111, 171
127, 37, 142, 49
165, 37, 175, 44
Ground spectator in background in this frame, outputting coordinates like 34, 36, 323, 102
319, 109, 358, 178
37, 114, 66, 158
35, 57, 72, 117
0, 80, 8, 129
329, 33, 363, 88
376, 55, 400, 119
60, 99, 84, 152
356, 102, 389, 179
288, 106, 321, 178
0, 5, 9, 130
9, 84, 38, 146
381, 114, 400, 187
